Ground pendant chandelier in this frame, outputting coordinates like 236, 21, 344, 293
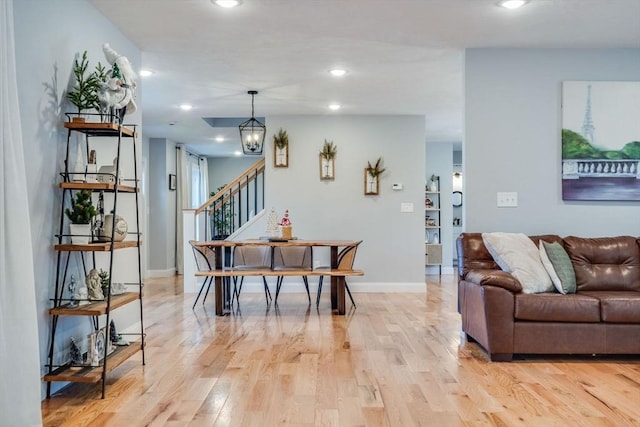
238, 90, 266, 155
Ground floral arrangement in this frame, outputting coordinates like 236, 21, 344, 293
366, 157, 386, 177
273, 128, 289, 149
320, 140, 337, 160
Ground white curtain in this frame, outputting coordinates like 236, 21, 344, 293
0, 0, 43, 424
175, 146, 189, 274
199, 156, 209, 204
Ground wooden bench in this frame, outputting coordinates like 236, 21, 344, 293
194, 269, 364, 278
195, 268, 364, 315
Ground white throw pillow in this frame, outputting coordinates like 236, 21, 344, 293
482, 232, 554, 294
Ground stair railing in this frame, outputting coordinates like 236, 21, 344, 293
195, 158, 265, 240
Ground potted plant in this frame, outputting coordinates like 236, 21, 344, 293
98, 269, 110, 296
67, 51, 102, 121
65, 190, 97, 244
273, 128, 289, 167
209, 186, 233, 239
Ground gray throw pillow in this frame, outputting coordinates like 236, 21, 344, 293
539, 241, 576, 294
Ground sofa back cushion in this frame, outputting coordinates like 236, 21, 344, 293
564, 236, 640, 292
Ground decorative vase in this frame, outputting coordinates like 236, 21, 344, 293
98, 214, 128, 242
428, 181, 438, 192
281, 225, 293, 240
72, 144, 86, 182
69, 223, 91, 244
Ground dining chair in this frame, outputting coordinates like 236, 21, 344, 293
315, 240, 362, 308
272, 246, 313, 303
189, 240, 217, 310
232, 245, 272, 304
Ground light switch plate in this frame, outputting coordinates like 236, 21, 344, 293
400, 202, 414, 212
497, 192, 518, 207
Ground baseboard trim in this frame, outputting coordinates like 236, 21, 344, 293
146, 268, 176, 278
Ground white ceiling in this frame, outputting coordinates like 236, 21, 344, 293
89, 0, 640, 157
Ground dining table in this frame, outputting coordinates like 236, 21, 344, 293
192, 239, 363, 315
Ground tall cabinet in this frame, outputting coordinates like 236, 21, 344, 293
44, 116, 145, 399
425, 175, 442, 275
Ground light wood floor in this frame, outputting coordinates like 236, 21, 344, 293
42, 275, 640, 426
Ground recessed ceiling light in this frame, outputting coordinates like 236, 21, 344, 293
214, 0, 241, 8
329, 68, 347, 77
328, 103, 341, 111
215, 136, 224, 142
179, 104, 192, 111
234, 150, 242, 156
139, 69, 153, 77
497, 0, 529, 9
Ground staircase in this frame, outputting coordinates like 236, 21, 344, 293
195, 158, 265, 240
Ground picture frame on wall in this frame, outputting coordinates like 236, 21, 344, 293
561, 81, 640, 201
168, 174, 177, 191
364, 169, 379, 195
274, 143, 288, 168
319, 155, 335, 180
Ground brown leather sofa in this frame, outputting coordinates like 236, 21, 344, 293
456, 233, 640, 361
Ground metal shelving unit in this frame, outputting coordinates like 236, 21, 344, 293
44, 115, 145, 399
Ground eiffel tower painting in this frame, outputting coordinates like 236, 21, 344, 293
580, 84, 596, 145
561, 81, 640, 201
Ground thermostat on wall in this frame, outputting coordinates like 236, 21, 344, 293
392, 183, 403, 191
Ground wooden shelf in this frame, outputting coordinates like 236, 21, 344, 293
59, 182, 137, 193
49, 292, 139, 316
54, 240, 141, 252
45, 116, 145, 399
43, 343, 141, 383
64, 122, 136, 138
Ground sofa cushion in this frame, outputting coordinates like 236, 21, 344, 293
564, 236, 640, 292
514, 293, 601, 322
539, 241, 576, 294
580, 291, 640, 323
482, 232, 553, 294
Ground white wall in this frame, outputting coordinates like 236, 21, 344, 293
235, 115, 426, 289
465, 48, 640, 237
208, 156, 261, 194
14, 0, 142, 398
148, 138, 176, 273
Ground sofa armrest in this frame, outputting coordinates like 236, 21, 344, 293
464, 269, 522, 293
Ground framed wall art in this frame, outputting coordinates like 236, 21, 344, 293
364, 157, 385, 195
319, 140, 337, 180
562, 81, 640, 201
273, 128, 289, 168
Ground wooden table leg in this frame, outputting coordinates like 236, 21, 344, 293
215, 276, 224, 316
330, 246, 338, 310
213, 245, 229, 316
336, 275, 346, 315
